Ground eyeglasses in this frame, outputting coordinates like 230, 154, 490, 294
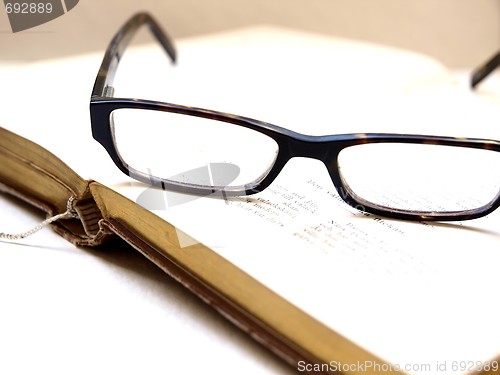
90, 12, 500, 222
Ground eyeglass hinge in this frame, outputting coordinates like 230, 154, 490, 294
103, 85, 115, 97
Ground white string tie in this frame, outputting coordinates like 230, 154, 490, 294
0, 196, 78, 240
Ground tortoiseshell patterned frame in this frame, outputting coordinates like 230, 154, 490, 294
90, 13, 500, 221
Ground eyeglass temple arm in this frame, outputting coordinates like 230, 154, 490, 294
92, 12, 177, 98
470, 51, 500, 89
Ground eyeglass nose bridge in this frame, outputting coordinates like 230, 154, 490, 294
280, 134, 348, 191
284, 133, 342, 160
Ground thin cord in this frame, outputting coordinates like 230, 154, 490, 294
0, 196, 78, 240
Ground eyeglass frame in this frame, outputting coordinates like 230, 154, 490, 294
90, 12, 500, 222
471, 51, 500, 89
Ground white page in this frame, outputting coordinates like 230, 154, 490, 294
1, 26, 500, 374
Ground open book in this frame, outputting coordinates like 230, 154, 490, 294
1, 26, 500, 374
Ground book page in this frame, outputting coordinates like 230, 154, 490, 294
116, 153, 500, 374
2, 26, 500, 374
